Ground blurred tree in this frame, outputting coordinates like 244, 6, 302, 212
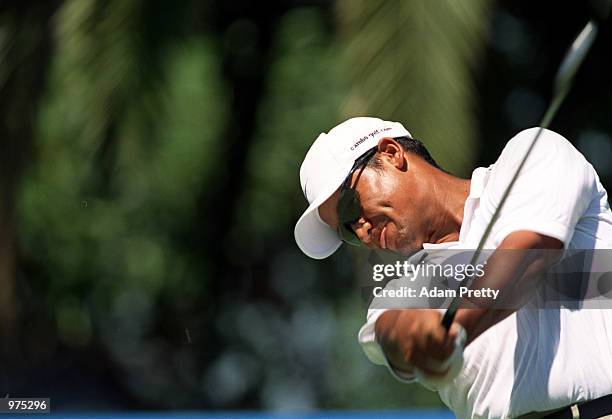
13, 0, 217, 403
190, 0, 285, 375
336, 0, 491, 176
0, 0, 61, 354
13, 0, 357, 410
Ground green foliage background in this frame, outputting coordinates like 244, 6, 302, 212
2, 0, 610, 411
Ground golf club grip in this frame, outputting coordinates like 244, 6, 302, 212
441, 309, 455, 330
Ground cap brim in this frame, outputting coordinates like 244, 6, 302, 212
294, 191, 343, 259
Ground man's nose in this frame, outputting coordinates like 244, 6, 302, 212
353, 219, 374, 246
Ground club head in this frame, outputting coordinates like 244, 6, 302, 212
554, 20, 598, 96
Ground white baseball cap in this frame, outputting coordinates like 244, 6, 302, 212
294, 117, 412, 259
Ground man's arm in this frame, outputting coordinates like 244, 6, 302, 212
454, 230, 562, 343
375, 230, 562, 375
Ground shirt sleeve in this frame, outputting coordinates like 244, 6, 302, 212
358, 308, 417, 383
483, 128, 596, 247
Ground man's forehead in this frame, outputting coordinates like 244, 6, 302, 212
353, 162, 387, 188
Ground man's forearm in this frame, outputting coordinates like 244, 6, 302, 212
454, 231, 563, 343
375, 309, 455, 375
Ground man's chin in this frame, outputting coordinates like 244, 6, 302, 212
383, 233, 421, 256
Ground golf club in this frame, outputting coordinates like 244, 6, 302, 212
441, 18, 600, 331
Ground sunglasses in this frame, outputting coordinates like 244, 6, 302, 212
337, 147, 378, 247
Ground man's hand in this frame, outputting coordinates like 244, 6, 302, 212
375, 309, 462, 376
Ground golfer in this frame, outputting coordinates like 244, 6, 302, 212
294, 117, 612, 418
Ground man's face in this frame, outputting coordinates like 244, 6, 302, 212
318, 141, 431, 255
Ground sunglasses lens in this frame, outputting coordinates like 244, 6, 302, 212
340, 224, 362, 246
338, 189, 361, 222
337, 189, 364, 247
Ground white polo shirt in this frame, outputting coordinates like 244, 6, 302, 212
358, 128, 612, 418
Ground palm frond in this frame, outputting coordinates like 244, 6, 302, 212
336, 0, 491, 174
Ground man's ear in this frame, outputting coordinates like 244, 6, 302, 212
377, 137, 407, 171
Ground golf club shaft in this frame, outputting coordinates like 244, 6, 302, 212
441, 20, 599, 331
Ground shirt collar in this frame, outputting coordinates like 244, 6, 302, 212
467, 166, 488, 200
